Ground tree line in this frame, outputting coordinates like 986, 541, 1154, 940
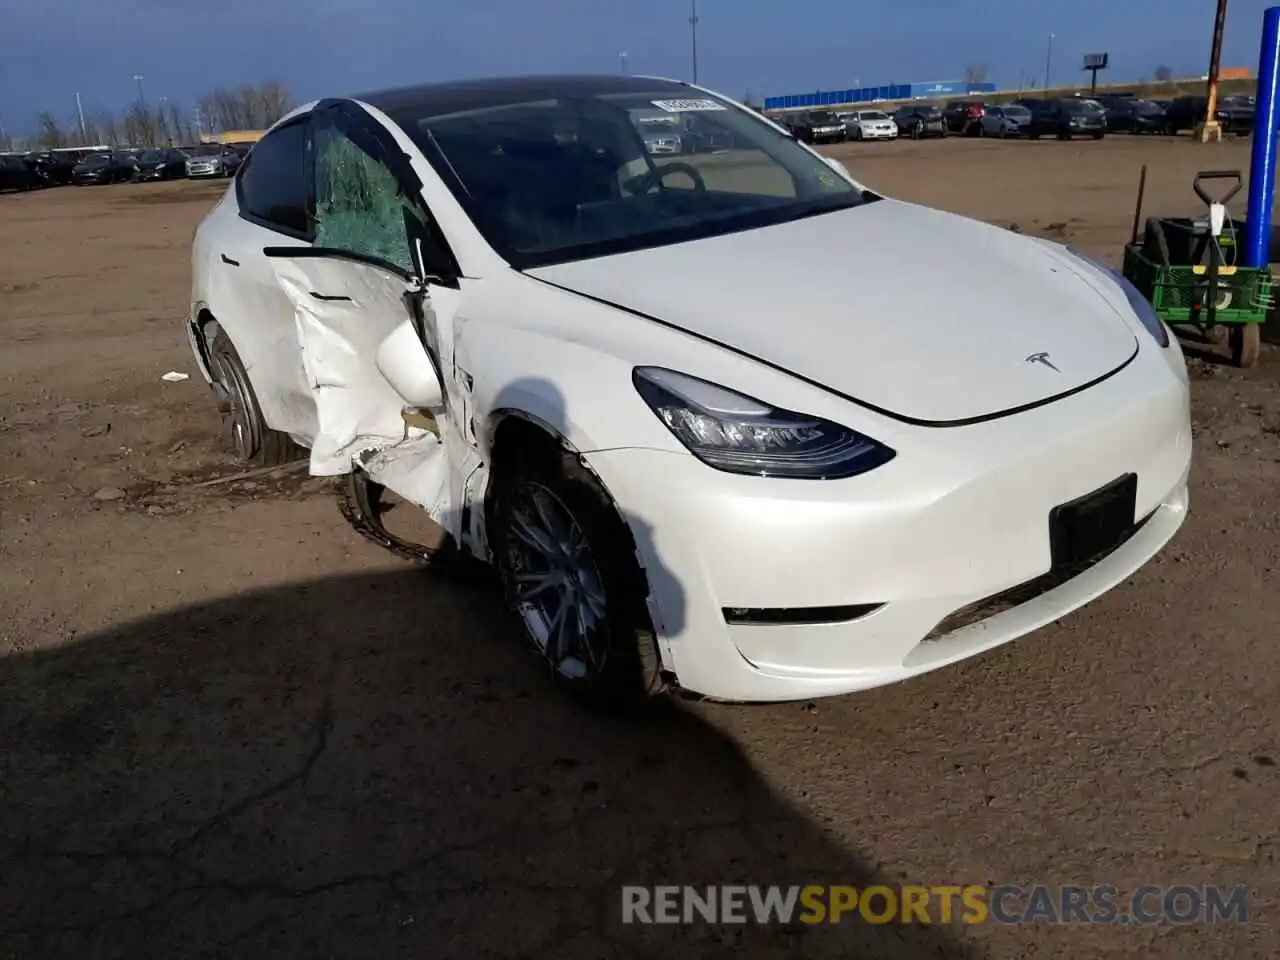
1, 80, 292, 152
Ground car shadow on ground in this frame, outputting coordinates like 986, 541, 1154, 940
0, 568, 981, 960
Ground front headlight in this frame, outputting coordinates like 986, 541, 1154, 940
1065, 246, 1170, 348
632, 367, 895, 480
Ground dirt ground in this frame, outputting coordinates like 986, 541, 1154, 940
1, 135, 1278, 959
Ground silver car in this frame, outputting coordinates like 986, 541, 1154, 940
846, 109, 899, 141
980, 104, 1033, 138
185, 144, 233, 178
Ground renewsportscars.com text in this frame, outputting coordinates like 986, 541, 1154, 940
621, 884, 1248, 926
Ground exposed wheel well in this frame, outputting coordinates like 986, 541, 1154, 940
193, 307, 220, 375
484, 412, 655, 623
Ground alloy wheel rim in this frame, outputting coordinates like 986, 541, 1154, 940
216, 356, 257, 460
504, 482, 609, 680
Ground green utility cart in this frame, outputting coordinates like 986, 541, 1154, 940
1121, 167, 1272, 368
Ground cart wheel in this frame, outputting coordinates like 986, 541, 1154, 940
1229, 323, 1261, 368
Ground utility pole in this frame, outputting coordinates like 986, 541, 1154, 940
1198, 0, 1229, 142
74, 92, 87, 143
620, 51, 628, 75
1044, 33, 1055, 91
689, 0, 699, 84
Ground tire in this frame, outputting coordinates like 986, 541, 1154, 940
489, 442, 667, 710
206, 327, 305, 466
1229, 323, 1261, 368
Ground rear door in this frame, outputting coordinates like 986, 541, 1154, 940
262, 99, 478, 539
211, 116, 317, 440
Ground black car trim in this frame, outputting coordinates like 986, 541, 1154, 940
525, 275, 1142, 429
233, 115, 316, 242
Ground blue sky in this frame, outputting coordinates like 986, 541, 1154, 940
1, 0, 1275, 133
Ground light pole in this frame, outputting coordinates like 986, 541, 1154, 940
1044, 33, 1055, 91
74, 91, 87, 143
157, 95, 170, 144
133, 74, 146, 109
689, 0, 699, 84
620, 51, 628, 75
1199, 0, 1229, 142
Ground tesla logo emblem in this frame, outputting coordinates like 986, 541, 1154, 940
1025, 352, 1060, 372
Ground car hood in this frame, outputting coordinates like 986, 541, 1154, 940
526, 200, 1139, 424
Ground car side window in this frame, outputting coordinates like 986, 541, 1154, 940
313, 123, 417, 273
237, 121, 311, 237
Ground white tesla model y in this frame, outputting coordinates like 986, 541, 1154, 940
186, 75, 1191, 706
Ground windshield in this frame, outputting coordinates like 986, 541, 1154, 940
1221, 96, 1252, 109
1132, 99, 1163, 115
81, 153, 111, 167
858, 111, 889, 121
138, 150, 166, 162
191, 145, 222, 156
407, 90, 866, 269
1064, 100, 1101, 116
808, 111, 837, 123
1003, 105, 1031, 118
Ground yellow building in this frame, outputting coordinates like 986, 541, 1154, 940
200, 129, 267, 145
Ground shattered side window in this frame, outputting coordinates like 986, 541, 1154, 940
314, 126, 414, 273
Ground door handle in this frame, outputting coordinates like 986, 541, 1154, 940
221, 253, 240, 266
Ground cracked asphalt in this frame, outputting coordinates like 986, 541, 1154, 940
1, 135, 1278, 958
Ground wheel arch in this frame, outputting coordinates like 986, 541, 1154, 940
482, 409, 662, 630
188, 303, 222, 388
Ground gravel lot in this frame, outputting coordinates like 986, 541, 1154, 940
1, 134, 1277, 959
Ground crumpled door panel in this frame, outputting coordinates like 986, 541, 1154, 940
265, 252, 473, 540
268, 255, 436, 475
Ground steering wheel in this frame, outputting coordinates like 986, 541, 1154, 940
624, 161, 707, 196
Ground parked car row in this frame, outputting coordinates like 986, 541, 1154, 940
768, 91, 1257, 147
0, 142, 254, 193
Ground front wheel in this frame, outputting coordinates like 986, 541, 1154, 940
490, 445, 666, 710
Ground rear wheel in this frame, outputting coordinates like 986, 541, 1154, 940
207, 327, 304, 466
490, 442, 666, 710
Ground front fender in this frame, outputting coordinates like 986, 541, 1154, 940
454, 315, 688, 457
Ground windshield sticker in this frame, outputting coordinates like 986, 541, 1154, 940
651, 98, 727, 113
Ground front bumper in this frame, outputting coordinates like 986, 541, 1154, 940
858, 126, 898, 139
585, 354, 1191, 702
187, 165, 223, 178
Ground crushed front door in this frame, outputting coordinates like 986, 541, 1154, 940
264, 250, 465, 534
260, 97, 478, 543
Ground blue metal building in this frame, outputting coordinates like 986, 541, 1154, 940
764, 80, 996, 111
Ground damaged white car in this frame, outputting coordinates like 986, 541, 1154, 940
188, 75, 1191, 707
